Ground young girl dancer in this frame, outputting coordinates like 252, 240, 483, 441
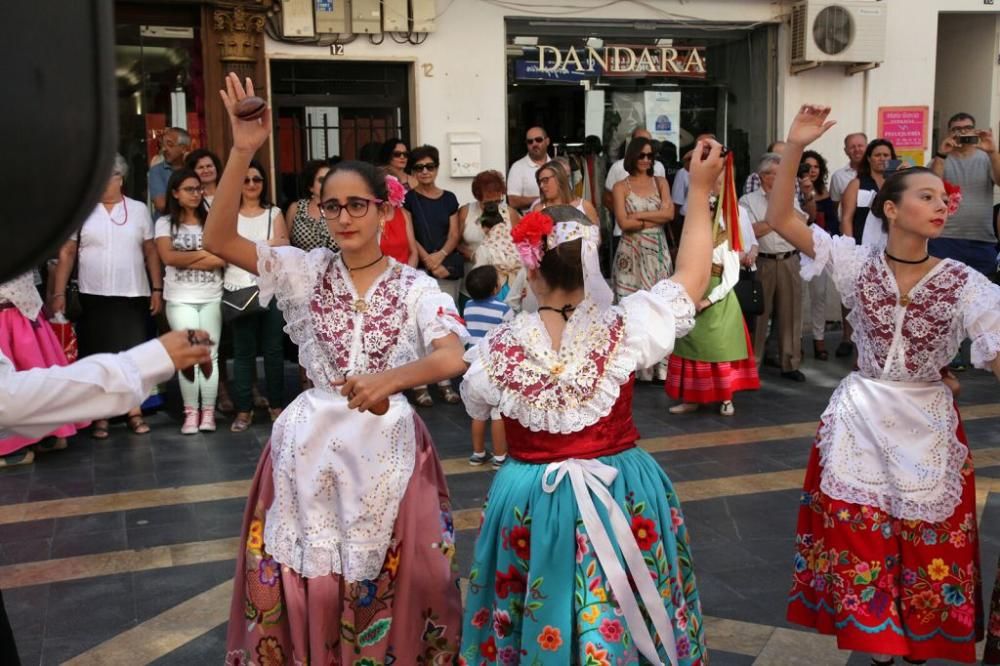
206, 74, 467, 665
458, 140, 728, 665
771, 105, 1000, 665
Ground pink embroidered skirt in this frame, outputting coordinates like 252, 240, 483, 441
225, 414, 462, 665
0, 308, 87, 454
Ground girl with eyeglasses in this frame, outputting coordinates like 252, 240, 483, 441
205, 74, 466, 664
154, 168, 226, 434
225, 160, 290, 432
612, 136, 677, 381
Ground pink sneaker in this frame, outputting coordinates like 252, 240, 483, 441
181, 407, 200, 435
199, 408, 216, 432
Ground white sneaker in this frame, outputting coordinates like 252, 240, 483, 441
668, 403, 699, 415
199, 408, 216, 432
720, 401, 735, 417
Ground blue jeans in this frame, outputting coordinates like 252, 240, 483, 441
928, 237, 998, 276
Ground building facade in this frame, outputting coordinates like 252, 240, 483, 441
115, 0, 1000, 205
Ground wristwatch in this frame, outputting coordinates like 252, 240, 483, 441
935, 152, 948, 160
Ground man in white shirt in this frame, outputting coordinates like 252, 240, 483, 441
507, 127, 550, 212
829, 132, 867, 206
740, 153, 807, 382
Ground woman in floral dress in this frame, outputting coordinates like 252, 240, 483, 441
459, 140, 728, 665
769, 105, 1000, 665
205, 74, 467, 665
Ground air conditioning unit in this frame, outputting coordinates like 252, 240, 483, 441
790, 0, 887, 65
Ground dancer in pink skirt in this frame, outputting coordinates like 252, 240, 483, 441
0, 271, 87, 466
206, 74, 467, 665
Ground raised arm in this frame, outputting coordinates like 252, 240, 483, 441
202, 74, 273, 274
670, 140, 727, 302
764, 105, 837, 259
840, 179, 860, 239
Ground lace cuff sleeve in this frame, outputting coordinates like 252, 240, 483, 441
414, 281, 470, 348
800, 225, 867, 308
961, 270, 1000, 369
460, 344, 500, 421
620, 279, 697, 369
255, 243, 319, 309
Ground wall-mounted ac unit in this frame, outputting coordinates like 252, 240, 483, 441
791, 0, 886, 67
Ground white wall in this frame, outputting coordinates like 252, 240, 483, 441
935, 13, 1000, 139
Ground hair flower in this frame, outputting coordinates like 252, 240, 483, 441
943, 180, 962, 217
384, 175, 407, 208
510, 211, 554, 270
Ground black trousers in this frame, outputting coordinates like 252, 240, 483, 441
0, 589, 20, 666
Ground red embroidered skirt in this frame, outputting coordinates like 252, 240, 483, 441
786, 414, 983, 663
664, 327, 759, 404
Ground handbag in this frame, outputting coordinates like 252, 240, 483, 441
222, 208, 271, 322
734, 268, 765, 316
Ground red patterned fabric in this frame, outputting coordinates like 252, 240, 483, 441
504, 377, 639, 463
379, 208, 410, 264
787, 414, 983, 663
664, 325, 759, 403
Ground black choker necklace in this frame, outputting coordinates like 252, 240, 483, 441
884, 250, 930, 265
343, 254, 385, 272
538, 304, 576, 321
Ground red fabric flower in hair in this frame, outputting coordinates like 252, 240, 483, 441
510, 211, 554, 269
943, 180, 962, 217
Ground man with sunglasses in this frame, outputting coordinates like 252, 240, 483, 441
507, 127, 550, 212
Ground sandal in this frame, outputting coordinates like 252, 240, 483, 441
91, 419, 110, 440
252, 386, 269, 410
0, 450, 35, 468
412, 388, 433, 408
440, 385, 461, 405
35, 437, 68, 453
813, 340, 829, 361
231, 412, 253, 433
217, 384, 235, 413
127, 415, 151, 435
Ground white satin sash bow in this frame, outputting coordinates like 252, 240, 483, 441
542, 458, 679, 666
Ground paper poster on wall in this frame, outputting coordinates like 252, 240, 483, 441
644, 91, 681, 148
584, 90, 606, 141
877, 106, 928, 150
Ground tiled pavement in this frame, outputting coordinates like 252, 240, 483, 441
2, 349, 999, 665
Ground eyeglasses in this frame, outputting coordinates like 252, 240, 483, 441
178, 186, 203, 195
319, 196, 383, 219
244, 176, 264, 184
951, 125, 975, 133
412, 163, 438, 172
527, 137, 546, 145
637, 152, 654, 160
537, 175, 555, 186
392, 150, 409, 158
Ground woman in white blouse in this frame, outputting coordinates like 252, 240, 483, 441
226, 159, 289, 432
50, 154, 164, 438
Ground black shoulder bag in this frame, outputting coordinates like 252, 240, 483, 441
221, 208, 271, 322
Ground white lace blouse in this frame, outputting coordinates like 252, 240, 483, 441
462, 279, 696, 434
255, 244, 467, 581
802, 225, 1000, 522
0, 272, 43, 320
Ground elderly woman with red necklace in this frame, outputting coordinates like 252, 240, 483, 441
49, 154, 164, 438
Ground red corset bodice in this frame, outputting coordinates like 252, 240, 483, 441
504, 376, 640, 463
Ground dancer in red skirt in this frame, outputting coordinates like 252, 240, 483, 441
767, 105, 1000, 664
666, 172, 759, 416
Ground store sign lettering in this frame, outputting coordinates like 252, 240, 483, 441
536, 44, 706, 78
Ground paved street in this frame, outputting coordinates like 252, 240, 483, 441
2, 348, 999, 665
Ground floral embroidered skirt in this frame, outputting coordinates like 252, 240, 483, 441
225, 415, 462, 666
0, 308, 86, 454
787, 416, 983, 663
665, 324, 759, 404
460, 447, 707, 665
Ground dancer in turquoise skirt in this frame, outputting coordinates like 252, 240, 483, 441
459, 140, 729, 665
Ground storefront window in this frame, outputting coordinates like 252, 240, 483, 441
505, 18, 777, 185
115, 3, 204, 204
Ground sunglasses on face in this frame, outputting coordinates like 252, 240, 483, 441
412, 163, 438, 172
527, 137, 546, 145
638, 152, 654, 159
319, 196, 383, 219
392, 150, 409, 158
244, 176, 264, 185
